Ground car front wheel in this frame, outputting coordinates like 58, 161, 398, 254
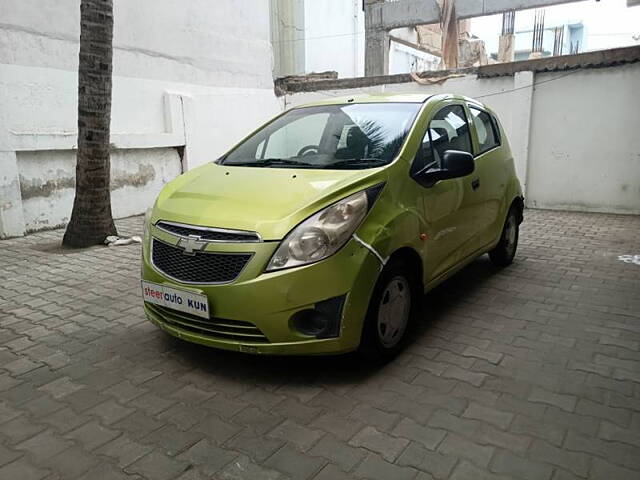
359, 259, 416, 360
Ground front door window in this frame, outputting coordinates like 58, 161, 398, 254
413, 104, 473, 175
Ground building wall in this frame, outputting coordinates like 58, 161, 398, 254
0, 0, 283, 238
18, 148, 182, 233
1, 0, 275, 88
304, 0, 365, 79
527, 63, 640, 213
270, 0, 306, 77
388, 27, 440, 75
270, 0, 365, 79
282, 62, 640, 214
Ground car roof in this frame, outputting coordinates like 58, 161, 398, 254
293, 93, 487, 109
294, 93, 431, 107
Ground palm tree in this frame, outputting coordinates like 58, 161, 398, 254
63, 0, 117, 247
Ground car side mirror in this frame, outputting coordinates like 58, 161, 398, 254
414, 150, 475, 187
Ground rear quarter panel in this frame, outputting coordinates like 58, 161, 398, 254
468, 103, 523, 247
494, 113, 523, 228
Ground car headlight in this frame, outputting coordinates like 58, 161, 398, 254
266, 184, 384, 272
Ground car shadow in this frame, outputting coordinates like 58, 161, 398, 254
161, 255, 504, 387
409, 255, 502, 342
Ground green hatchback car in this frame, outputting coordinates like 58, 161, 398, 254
141, 93, 523, 358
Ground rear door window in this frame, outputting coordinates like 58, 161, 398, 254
470, 107, 500, 154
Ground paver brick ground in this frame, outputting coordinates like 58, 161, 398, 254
1, 209, 639, 479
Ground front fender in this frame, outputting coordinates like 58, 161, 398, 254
355, 179, 427, 281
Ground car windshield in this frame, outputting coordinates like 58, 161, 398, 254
221, 103, 421, 169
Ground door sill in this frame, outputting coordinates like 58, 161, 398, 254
424, 243, 493, 293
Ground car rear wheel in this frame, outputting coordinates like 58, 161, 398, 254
489, 207, 519, 267
359, 259, 416, 360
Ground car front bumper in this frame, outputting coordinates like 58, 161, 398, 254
141, 225, 381, 355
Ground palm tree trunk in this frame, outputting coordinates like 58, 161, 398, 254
63, 0, 117, 247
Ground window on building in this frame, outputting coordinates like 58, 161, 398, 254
470, 107, 500, 154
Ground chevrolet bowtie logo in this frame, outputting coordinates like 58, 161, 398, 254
177, 234, 208, 255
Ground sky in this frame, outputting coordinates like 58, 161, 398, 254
470, 0, 640, 55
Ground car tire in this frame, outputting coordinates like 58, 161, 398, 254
359, 259, 417, 361
489, 207, 519, 267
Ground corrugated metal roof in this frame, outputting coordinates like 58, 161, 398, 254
477, 45, 640, 78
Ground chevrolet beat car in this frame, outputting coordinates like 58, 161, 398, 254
141, 93, 523, 358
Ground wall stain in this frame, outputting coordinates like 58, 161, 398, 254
111, 164, 156, 190
20, 175, 75, 200
19, 163, 157, 199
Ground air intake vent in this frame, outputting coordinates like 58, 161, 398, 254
146, 303, 269, 343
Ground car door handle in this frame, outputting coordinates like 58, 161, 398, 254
471, 178, 480, 190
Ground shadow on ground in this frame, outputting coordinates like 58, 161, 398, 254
157, 255, 503, 387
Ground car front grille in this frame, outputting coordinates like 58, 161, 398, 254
151, 239, 251, 284
146, 303, 269, 343
156, 221, 260, 242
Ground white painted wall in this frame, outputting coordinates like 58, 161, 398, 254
18, 148, 182, 233
388, 27, 440, 75
303, 0, 365, 78
527, 63, 640, 213
283, 63, 640, 214
389, 42, 441, 75
0, 0, 283, 237
1, 0, 275, 88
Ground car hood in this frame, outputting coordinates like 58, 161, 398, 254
153, 163, 385, 240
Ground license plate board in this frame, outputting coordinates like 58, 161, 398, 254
141, 280, 210, 319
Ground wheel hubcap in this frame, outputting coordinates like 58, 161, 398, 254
377, 276, 411, 349
505, 215, 517, 256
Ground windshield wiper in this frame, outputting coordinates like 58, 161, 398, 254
324, 158, 388, 169
224, 158, 315, 168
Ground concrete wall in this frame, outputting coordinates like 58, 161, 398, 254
0, 0, 283, 238
527, 64, 640, 213
18, 148, 182, 233
283, 62, 640, 214
270, 0, 306, 77
389, 28, 441, 74
1, 0, 275, 88
304, 0, 365, 79
270, 0, 365, 79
